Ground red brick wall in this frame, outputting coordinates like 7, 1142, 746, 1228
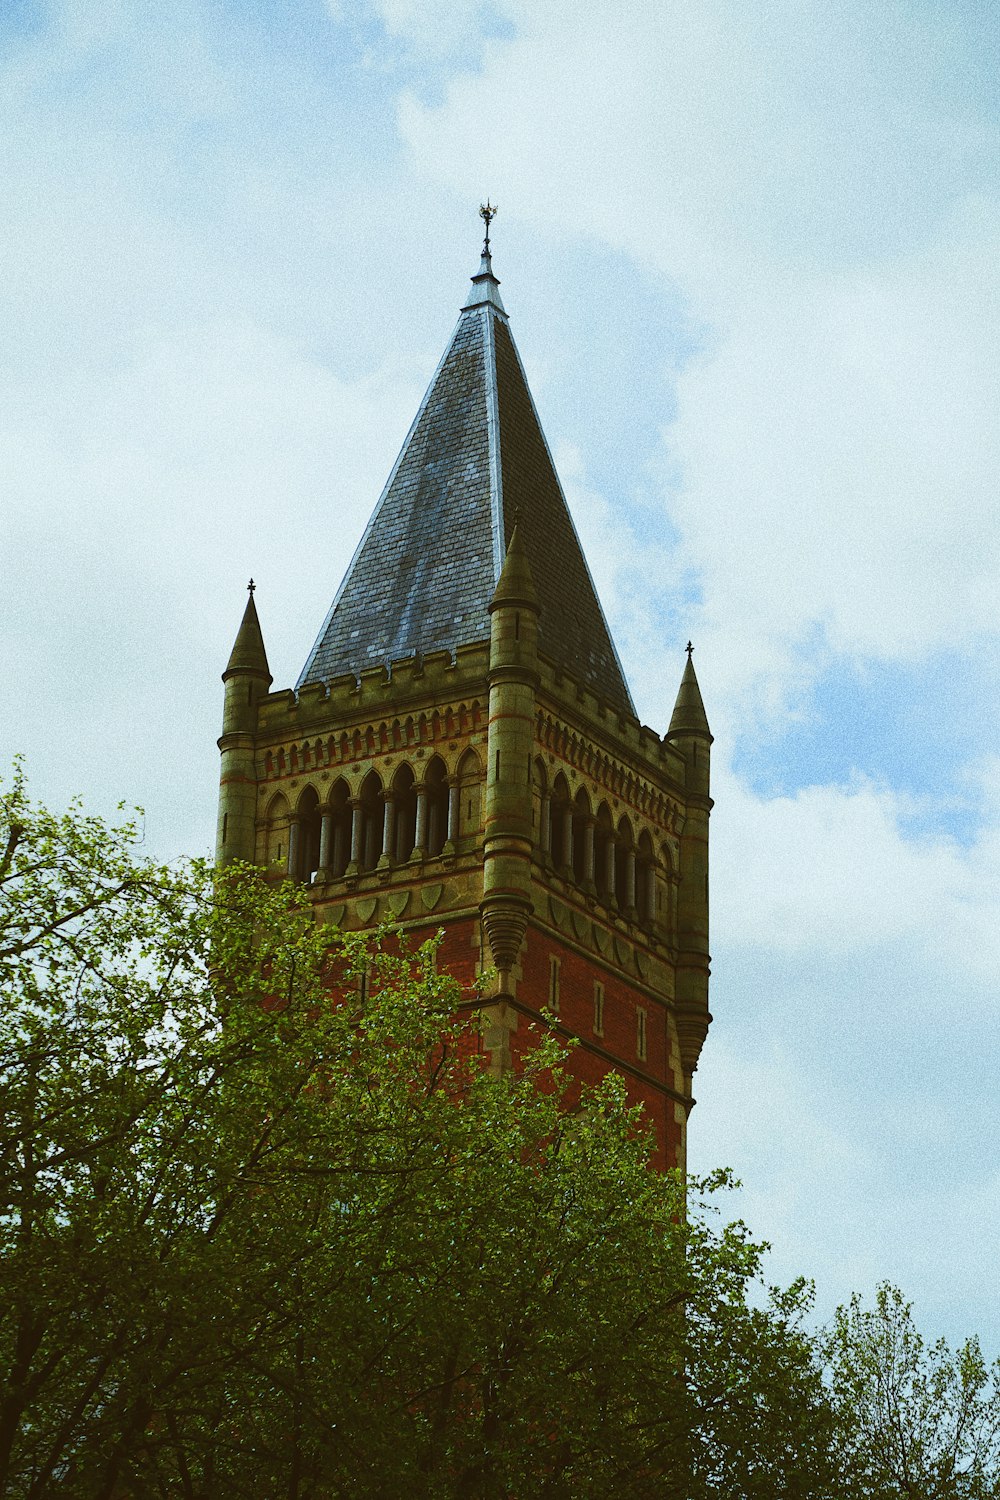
514, 926, 680, 1173
331, 914, 681, 1172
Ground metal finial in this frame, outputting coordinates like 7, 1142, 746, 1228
685, 640, 694, 657
247, 578, 256, 594
479, 200, 497, 256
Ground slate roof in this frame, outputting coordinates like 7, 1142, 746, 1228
298, 253, 635, 716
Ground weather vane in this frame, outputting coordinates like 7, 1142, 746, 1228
479, 200, 497, 256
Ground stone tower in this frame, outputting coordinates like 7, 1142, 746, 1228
215, 236, 712, 1171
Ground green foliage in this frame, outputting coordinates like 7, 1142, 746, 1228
0, 769, 841, 1497
824, 1283, 1000, 1499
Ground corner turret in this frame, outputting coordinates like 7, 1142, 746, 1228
216, 584, 272, 866
480, 526, 539, 1071
665, 645, 713, 1085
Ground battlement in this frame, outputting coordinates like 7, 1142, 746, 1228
257, 642, 492, 739
536, 658, 687, 792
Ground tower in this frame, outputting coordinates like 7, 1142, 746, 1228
215, 227, 712, 1170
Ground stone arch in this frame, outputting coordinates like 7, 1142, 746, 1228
532, 757, 552, 860
295, 785, 322, 884
265, 791, 290, 870
571, 785, 592, 888
328, 777, 352, 878
595, 801, 616, 906
358, 770, 383, 873
457, 747, 482, 841
552, 772, 572, 874
636, 828, 656, 926
424, 755, 448, 857
615, 814, 636, 916
392, 763, 417, 863
659, 838, 677, 938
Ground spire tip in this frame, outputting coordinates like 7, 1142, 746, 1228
479, 199, 497, 257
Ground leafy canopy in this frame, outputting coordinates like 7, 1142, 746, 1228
0, 766, 945, 1499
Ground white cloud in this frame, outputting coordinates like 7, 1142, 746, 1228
396, 0, 1000, 711
713, 763, 1000, 974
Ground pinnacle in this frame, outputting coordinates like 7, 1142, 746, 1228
224, 588, 272, 682
489, 522, 538, 613
667, 648, 711, 740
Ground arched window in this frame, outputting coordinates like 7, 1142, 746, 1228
359, 771, 382, 873
636, 829, 656, 926
457, 749, 482, 841
571, 787, 592, 888
296, 786, 322, 883
266, 793, 290, 870
615, 816, 636, 915
329, 778, 351, 878
392, 764, 417, 863
659, 840, 677, 937
532, 759, 551, 860
552, 774, 572, 874
595, 802, 615, 906
425, 756, 448, 858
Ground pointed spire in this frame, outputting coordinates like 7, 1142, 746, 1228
224, 584, 272, 682
489, 522, 538, 613
298, 231, 634, 716
667, 645, 711, 740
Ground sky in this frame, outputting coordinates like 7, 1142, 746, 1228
2, 0, 998, 1353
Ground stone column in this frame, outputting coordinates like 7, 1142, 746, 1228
379, 793, 395, 868
605, 835, 617, 906
581, 815, 596, 893
413, 783, 428, 857
641, 863, 656, 923
559, 804, 573, 874
316, 806, 333, 881
347, 798, 363, 875
444, 777, 460, 851
286, 817, 301, 880
623, 845, 637, 917
539, 792, 551, 860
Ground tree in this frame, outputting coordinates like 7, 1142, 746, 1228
0, 767, 841, 1498
824, 1283, 1000, 1499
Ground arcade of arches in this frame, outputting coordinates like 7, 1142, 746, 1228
266, 753, 672, 933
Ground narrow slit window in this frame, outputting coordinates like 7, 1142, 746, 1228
548, 955, 561, 1014
593, 981, 605, 1037
636, 1006, 647, 1061
222, 813, 228, 845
